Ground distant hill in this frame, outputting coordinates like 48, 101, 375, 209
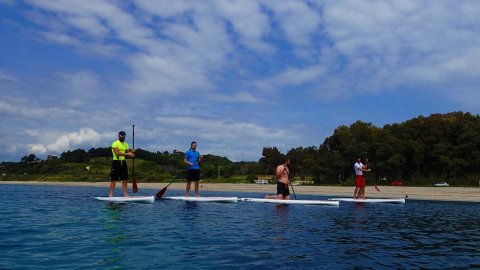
2, 112, 480, 187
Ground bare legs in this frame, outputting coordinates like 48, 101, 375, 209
108, 180, 129, 197
122, 181, 128, 197
354, 186, 359, 199
108, 181, 115, 197
358, 186, 365, 199
186, 181, 200, 197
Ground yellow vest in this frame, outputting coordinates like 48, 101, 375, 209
112, 140, 128, 160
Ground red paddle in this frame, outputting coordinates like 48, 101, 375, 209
132, 125, 138, 193
155, 176, 179, 200
155, 149, 185, 199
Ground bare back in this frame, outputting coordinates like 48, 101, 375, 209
276, 164, 289, 184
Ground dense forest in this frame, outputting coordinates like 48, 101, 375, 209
2, 112, 480, 186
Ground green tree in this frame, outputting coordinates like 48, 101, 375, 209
60, 149, 89, 163
258, 147, 284, 175
21, 154, 39, 163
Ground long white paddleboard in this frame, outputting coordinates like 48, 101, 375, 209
94, 196, 155, 203
329, 198, 406, 204
240, 198, 339, 206
165, 196, 239, 203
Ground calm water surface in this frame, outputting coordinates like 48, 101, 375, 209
0, 184, 479, 269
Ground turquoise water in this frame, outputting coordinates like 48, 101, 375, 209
1, 184, 479, 269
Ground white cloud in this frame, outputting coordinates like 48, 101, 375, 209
0, 69, 19, 82
23, 128, 106, 155
153, 115, 299, 160
56, 71, 100, 94
0, 99, 18, 114
23, 0, 480, 100
46, 128, 102, 152
221, 91, 262, 103
66, 15, 109, 37
318, 0, 480, 99
126, 53, 214, 95
3, 0, 480, 162
0, 0, 14, 5
264, 0, 322, 46
215, 0, 273, 53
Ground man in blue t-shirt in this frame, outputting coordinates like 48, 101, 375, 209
183, 141, 203, 197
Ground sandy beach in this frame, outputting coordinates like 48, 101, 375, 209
1, 181, 479, 202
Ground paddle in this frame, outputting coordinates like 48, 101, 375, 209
132, 124, 138, 193
365, 159, 380, 192
286, 169, 297, 200
154, 150, 187, 199
155, 176, 179, 200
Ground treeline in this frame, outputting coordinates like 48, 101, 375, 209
282, 111, 480, 186
3, 112, 480, 186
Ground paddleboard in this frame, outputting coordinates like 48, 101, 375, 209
164, 196, 239, 203
240, 198, 339, 206
94, 196, 155, 203
329, 198, 406, 204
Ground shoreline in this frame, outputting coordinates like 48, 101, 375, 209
1, 181, 479, 202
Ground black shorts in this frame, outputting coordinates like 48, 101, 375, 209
276, 182, 290, 196
187, 169, 200, 182
110, 160, 128, 181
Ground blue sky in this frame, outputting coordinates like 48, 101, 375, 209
1, 0, 480, 162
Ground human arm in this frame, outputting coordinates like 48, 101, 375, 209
354, 162, 370, 172
360, 166, 371, 172
183, 151, 194, 166
183, 157, 193, 166
113, 147, 135, 158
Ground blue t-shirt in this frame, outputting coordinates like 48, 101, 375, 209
185, 149, 201, 170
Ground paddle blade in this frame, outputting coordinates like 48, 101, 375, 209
155, 187, 167, 200
132, 177, 138, 193
374, 185, 380, 192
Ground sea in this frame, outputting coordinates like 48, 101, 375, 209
0, 184, 479, 269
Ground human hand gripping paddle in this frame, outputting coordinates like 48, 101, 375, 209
132, 125, 138, 193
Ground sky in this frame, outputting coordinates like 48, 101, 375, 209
1, 0, 480, 162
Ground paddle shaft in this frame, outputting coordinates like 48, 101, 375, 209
365, 159, 380, 192
155, 176, 179, 199
132, 125, 138, 193
286, 169, 297, 200
132, 125, 134, 176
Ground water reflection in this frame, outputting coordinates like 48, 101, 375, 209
270, 204, 290, 242
353, 202, 366, 211
182, 201, 199, 211
103, 203, 127, 270
274, 204, 290, 216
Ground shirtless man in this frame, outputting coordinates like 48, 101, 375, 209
265, 158, 291, 200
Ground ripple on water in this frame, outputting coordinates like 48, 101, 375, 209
0, 185, 479, 269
